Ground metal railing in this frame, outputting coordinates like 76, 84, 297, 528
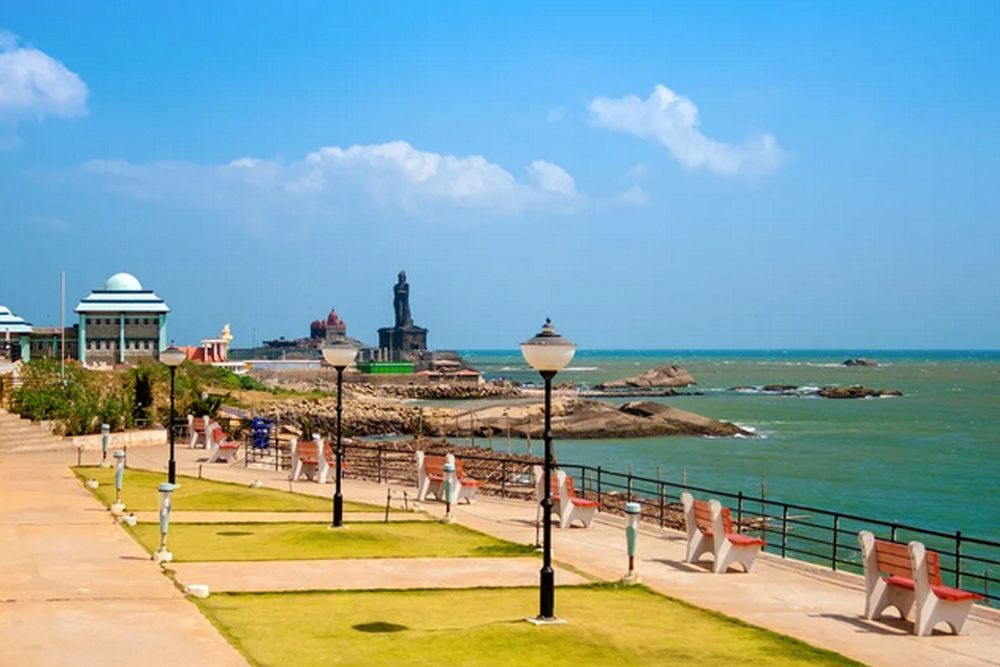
559, 462, 999, 608
235, 431, 999, 608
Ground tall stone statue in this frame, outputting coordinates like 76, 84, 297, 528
393, 270, 412, 328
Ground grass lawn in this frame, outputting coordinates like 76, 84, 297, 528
125, 521, 537, 561
73, 466, 381, 513
198, 584, 865, 667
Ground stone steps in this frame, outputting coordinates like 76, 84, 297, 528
0, 409, 69, 453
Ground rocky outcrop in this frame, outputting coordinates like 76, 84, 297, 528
260, 394, 751, 440
347, 380, 521, 401
818, 386, 902, 399
842, 358, 878, 367
727, 384, 902, 399
598, 365, 696, 390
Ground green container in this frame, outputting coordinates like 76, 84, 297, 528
356, 361, 415, 375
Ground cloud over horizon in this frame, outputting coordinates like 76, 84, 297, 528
588, 84, 784, 176
0, 31, 88, 146
81, 141, 581, 225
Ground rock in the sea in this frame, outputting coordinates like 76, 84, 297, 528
599, 364, 696, 390
842, 358, 878, 367
818, 385, 902, 399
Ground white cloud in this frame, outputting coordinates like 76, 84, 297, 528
0, 32, 87, 145
527, 160, 577, 196
588, 84, 784, 176
82, 141, 579, 223
617, 185, 649, 206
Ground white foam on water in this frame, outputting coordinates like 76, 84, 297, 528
563, 366, 598, 372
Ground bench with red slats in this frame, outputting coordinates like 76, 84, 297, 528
691, 497, 765, 547
875, 539, 982, 603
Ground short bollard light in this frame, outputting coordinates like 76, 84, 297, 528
441, 461, 456, 524
110, 450, 127, 516
622, 502, 642, 585
99, 423, 111, 468
153, 482, 177, 563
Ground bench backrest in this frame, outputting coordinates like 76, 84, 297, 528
211, 425, 226, 443
193, 416, 210, 433
454, 459, 472, 480
295, 440, 319, 461
873, 538, 943, 586
423, 455, 448, 477
692, 498, 713, 532
565, 475, 582, 499
692, 498, 736, 534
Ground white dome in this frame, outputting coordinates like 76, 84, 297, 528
105, 272, 143, 291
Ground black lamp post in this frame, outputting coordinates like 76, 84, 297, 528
160, 344, 186, 485
521, 318, 576, 622
322, 340, 358, 528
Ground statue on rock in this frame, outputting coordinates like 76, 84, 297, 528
393, 270, 413, 328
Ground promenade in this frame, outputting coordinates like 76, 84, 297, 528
3, 443, 1000, 667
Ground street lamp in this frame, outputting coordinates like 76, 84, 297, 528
160, 344, 186, 485
321, 339, 358, 528
521, 318, 575, 623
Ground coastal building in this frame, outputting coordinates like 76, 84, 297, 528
182, 324, 233, 364
75, 272, 170, 366
0, 305, 32, 361
310, 309, 347, 342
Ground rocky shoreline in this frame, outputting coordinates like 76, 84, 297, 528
260, 394, 752, 440
729, 384, 902, 398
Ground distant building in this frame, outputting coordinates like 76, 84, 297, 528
75, 272, 170, 365
310, 309, 347, 342
183, 324, 233, 364
0, 304, 33, 361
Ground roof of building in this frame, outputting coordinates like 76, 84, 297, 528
0, 305, 33, 334
75, 272, 170, 314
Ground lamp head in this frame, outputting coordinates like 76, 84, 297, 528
322, 339, 358, 369
520, 318, 576, 373
160, 344, 186, 368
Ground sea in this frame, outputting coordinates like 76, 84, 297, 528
459, 350, 1000, 543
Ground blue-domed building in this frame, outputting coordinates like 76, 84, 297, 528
75, 272, 170, 365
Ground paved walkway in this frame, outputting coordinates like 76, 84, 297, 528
172, 556, 588, 592
0, 450, 250, 667
6, 443, 1000, 667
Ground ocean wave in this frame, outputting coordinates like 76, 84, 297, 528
563, 366, 599, 372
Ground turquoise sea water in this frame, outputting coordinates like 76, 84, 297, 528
460, 350, 1000, 542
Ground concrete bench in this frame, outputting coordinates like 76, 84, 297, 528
415, 452, 481, 504
681, 492, 766, 573
187, 415, 213, 448
532, 466, 600, 529
859, 530, 982, 635
206, 425, 240, 463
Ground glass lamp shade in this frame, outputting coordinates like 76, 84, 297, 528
322, 341, 358, 368
160, 345, 186, 368
520, 318, 576, 372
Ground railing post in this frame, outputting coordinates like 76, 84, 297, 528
891, 524, 898, 543
781, 505, 788, 558
627, 468, 633, 502
832, 514, 840, 571
597, 466, 602, 506
737, 491, 744, 528
501, 460, 507, 498
956, 530, 963, 588
658, 482, 665, 529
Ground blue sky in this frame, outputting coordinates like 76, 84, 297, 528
1, 1, 998, 349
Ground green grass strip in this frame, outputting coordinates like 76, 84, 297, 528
73, 466, 381, 513
197, 584, 867, 667
125, 521, 537, 562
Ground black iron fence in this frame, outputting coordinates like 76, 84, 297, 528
559, 462, 999, 608
237, 432, 999, 608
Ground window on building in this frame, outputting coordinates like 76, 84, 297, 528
142, 318, 149, 325
143, 341, 149, 350
86, 318, 92, 325
86, 342, 91, 350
